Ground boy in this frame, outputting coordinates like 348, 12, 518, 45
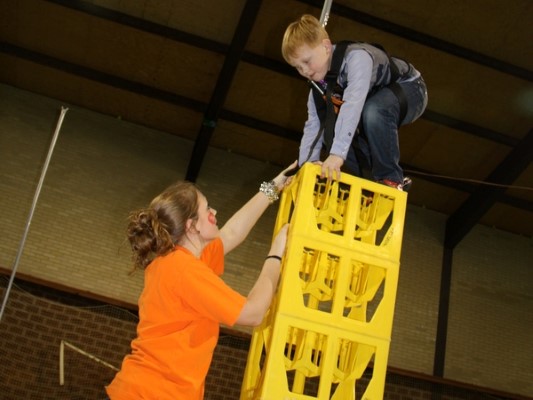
282, 14, 428, 190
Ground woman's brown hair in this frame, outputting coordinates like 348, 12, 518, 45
126, 181, 199, 270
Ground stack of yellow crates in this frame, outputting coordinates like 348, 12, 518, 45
241, 163, 407, 400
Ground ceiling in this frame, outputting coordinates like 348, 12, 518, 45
1, 0, 532, 246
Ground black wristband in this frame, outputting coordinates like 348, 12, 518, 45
265, 255, 282, 262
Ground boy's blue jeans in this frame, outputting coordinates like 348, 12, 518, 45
344, 76, 428, 183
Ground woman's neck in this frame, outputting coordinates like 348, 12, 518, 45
178, 235, 205, 258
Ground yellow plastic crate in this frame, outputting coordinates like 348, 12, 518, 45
241, 164, 407, 400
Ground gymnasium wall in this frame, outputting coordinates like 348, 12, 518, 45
0, 83, 531, 396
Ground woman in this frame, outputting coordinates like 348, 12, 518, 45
106, 162, 296, 399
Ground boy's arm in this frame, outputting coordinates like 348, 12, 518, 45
299, 90, 322, 166
329, 50, 373, 160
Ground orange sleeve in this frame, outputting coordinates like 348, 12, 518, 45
180, 239, 245, 326
201, 237, 224, 276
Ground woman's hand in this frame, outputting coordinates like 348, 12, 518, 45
220, 163, 296, 255
272, 160, 298, 191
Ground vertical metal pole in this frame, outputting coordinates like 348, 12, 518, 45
319, 0, 333, 26
0, 106, 69, 322
308, 1, 333, 94
59, 340, 65, 385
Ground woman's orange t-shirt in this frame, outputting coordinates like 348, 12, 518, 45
106, 238, 246, 399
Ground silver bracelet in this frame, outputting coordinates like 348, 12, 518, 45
259, 180, 279, 204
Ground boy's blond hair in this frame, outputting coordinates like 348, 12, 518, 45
281, 14, 329, 63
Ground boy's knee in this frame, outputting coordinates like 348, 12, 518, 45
362, 101, 388, 127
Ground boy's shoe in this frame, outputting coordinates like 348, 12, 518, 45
378, 176, 412, 192
402, 176, 412, 192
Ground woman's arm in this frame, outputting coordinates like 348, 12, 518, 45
235, 224, 289, 326
219, 161, 296, 254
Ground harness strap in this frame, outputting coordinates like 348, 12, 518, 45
322, 41, 350, 152
306, 42, 409, 164
388, 81, 408, 124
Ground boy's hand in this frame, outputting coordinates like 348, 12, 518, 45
321, 154, 344, 180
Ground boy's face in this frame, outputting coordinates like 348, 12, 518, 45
289, 39, 332, 82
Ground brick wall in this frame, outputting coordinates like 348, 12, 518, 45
1, 277, 528, 399
0, 83, 532, 397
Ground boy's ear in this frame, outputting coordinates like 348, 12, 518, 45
322, 38, 332, 53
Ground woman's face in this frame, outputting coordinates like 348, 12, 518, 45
193, 192, 219, 240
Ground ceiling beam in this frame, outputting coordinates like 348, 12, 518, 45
422, 110, 519, 147
47, 0, 533, 84
297, 0, 533, 82
1, 41, 530, 216
44, 0, 226, 54
185, 0, 262, 182
0, 38, 523, 150
38, 0, 529, 147
444, 129, 533, 249
403, 164, 533, 211
0, 41, 206, 113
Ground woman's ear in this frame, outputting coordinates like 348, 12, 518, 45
185, 218, 195, 233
